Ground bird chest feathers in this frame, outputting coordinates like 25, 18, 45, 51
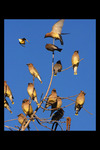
72, 57, 79, 65
50, 32, 60, 39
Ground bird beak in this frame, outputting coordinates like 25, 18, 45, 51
26, 64, 28, 66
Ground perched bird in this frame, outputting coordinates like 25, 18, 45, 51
50, 96, 62, 116
51, 108, 64, 121
75, 90, 86, 115
45, 44, 62, 52
22, 99, 34, 121
43, 89, 57, 112
44, 19, 69, 45
4, 98, 12, 114
18, 38, 29, 46
4, 81, 14, 104
27, 83, 39, 105
53, 60, 62, 76
71, 50, 80, 75
51, 108, 64, 131
17, 113, 30, 130
26, 63, 42, 84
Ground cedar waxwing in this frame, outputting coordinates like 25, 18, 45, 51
18, 38, 29, 46
26, 63, 42, 84
4, 98, 12, 114
75, 90, 86, 115
44, 19, 69, 45
43, 89, 57, 112
17, 113, 30, 130
27, 83, 39, 105
4, 81, 14, 104
50, 96, 62, 116
45, 44, 62, 52
53, 60, 62, 76
51, 108, 64, 121
22, 99, 34, 121
71, 50, 80, 75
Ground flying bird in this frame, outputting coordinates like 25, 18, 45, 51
4, 81, 14, 104
22, 99, 34, 121
53, 60, 62, 76
43, 89, 57, 112
71, 50, 80, 75
4, 98, 12, 114
17, 113, 30, 130
26, 63, 42, 83
75, 90, 86, 115
27, 83, 39, 105
45, 44, 62, 52
50, 96, 62, 116
44, 19, 69, 45
18, 38, 29, 47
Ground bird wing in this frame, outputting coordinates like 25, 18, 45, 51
52, 19, 64, 34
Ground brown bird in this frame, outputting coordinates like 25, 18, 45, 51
26, 63, 42, 83
44, 19, 69, 45
22, 99, 34, 121
18, 38, 29, 47
53, 60, 62, 76
4, 81, 14, 104
66, 117, 71, 131
75, 90, 86, 115
43, 89, 57, 112
50, 96, 62, 116
17, 113, 30, 130
45, 44, 62, 52
71, 50, 80, 75
4, 98, 12, 114
27, 83, 39, 105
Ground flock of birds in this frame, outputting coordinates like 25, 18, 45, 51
4, 19, 86, 130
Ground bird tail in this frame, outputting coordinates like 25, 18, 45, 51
58, 48, 62, 52
9, 95, 14, 104
34, 97, 38, 104
26, 39, 30, 43
61, 33, 70, 35
59, 35, 63, 45
73, 66, 78, 75
7, 107, 12, 114
75, 108, 79, 115
37, 75, 42, 84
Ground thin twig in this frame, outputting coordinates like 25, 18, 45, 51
4, 125, 19, 131
61, 58, 84, 72
4, 118, 18, 122
82, 107, 93, 115
41, 102, 75, 111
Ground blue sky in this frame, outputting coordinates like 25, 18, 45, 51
4, 19, 96, 131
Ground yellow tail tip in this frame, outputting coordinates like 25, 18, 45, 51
40, 81, 43, 84
32, 119, 35, 122
54, 74, 57, 76
74, 72, 77, 75
75, 113, 78, 116
11, 111, 13, 114
37, 103, 39, 106
12, 102, 14, 104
